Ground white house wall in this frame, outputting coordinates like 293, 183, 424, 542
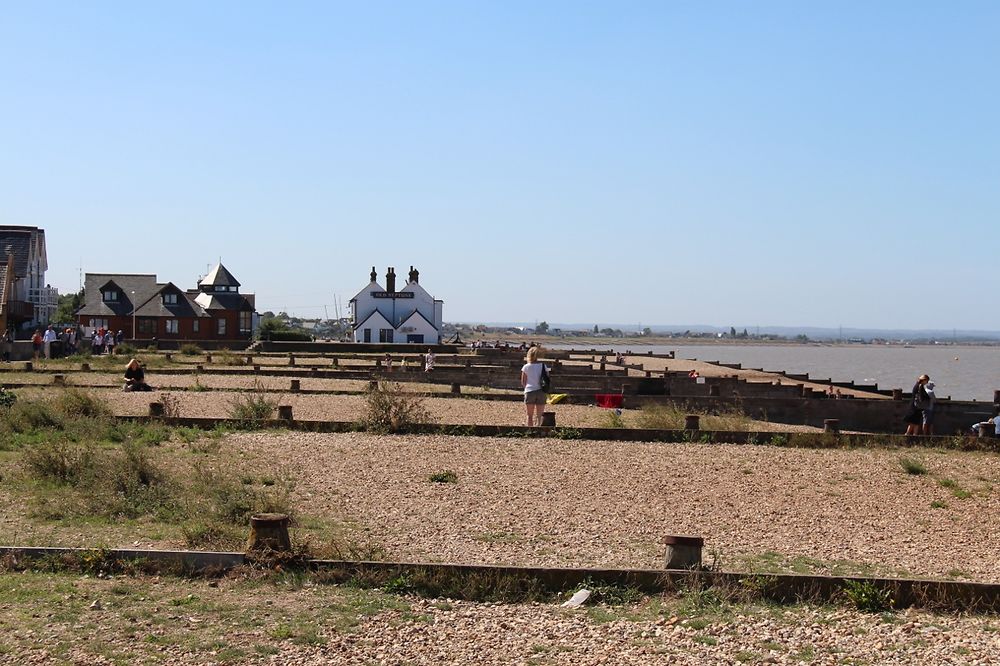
397, 310, 439, 344
350, 276, 444, 344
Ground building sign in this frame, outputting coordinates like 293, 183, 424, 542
372, 291, 414, 299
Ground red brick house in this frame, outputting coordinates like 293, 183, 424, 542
76, 263, 256, 342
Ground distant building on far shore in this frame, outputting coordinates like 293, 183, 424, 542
350, 266, 443, 344
0, 225, 58, 333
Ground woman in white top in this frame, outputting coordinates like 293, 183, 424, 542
520, 346, 548, 426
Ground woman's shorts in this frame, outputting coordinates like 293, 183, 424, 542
922, 409, 935, 426
524, 390, 547, 405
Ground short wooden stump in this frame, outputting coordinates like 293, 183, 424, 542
540, 411, 556, 427
664, 535, 704, 569
247, 513, 291, 553
278, 405, 293, 420
823, 418, 840, 433
684, 414, 700, 430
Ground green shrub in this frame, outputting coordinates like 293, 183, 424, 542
843, 580, 893, 613
55, 388, 111, 418
227, 379, 278, 427
429, 470, 458, 483
601, 410, 626, 428
362, 382, 431, 434
192, 463, 295, 525
179, 343, 202, 356
899, 457, 927, 475
3, 401, 64, 432
22, 441, 96, 486
0, 387, 17, 409
116, 343, 138, 357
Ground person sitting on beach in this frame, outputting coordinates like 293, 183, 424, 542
383, 352, 393, 372
688, 369, 699, 379
970, 406, 1000, 437
123, 358, 152, 391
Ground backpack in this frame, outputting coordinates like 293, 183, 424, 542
540, 363, 551, 392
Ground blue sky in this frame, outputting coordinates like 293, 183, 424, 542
2, 1, 997, 330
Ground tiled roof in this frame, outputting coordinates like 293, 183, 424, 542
193, 291, 254, 311
134, 283, 208, 318
0, 226, 44, 276
198, 263, 240, 288
77, 274, 161, 317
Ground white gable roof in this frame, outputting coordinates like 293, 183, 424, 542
353, 308, 393, 331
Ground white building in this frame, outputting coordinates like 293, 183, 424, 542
350, 266, 443, 344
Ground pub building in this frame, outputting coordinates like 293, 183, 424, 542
349, 266, 443, 344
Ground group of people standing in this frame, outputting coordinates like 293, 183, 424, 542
91, 328, 124, 356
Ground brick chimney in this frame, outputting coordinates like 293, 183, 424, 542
385, 267, 396, 293
408, 266, 419, 284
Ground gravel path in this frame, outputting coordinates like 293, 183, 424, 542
221, 432, 1000, 581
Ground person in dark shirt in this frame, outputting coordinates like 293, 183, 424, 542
123, 358, 151, 391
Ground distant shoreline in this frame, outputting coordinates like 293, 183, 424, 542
462, 333, 1000, 348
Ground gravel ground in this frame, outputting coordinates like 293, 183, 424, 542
5, 572, 1000, 665
215, 432, 1000, 581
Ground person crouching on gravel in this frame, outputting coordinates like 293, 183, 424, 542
123, 358, 152, 391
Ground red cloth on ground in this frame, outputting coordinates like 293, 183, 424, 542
595, 394, 623, 408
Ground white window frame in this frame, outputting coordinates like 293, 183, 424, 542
102, 290, 118, 302
165, 319, 179, 334
162, 293, 178, 305
217, 318, 226, 336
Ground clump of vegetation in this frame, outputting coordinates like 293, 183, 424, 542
361, 382, 431, 434
227, 379, 278, 427
842, 580, 893, 613
429, 470, 458, 483
55, 388, 111, 418
180, 343, 202, 356
899, 457, 928, 475
215, 348, 241, 366
601, 410, 626, 428
22, 440, 97, 486
116, 342, 138, 357
0, 387, 17, 409
635, 404, 752, 431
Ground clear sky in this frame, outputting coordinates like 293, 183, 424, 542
2, 1, 997, 330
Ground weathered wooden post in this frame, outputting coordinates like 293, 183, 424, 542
247, 513, 291, 553
892, 388, 904, 400
290, 379, 300, 392
288, 355, 295, 366
196, 364, 204, 372
205, 353, 212, 363
24, 361, 32, 372
331, 357, 338, 367
52, 374, 65, 386
149, 402, 164, 417
165, 353, 172, 362
823, 419, 840, 433
451, 383, 461, 394
540, 412, 556, 427
664, 535, 704, 569
253, 364, 261, 372
81, 362, 91, 371
278, 405, 293, 420
684, 414, 700, 430
245, 355, 253, 365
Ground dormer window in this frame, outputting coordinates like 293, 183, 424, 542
102, 289, 118, 302
162, 293, 178, 305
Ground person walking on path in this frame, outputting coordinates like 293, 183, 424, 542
424, 349, 435, 372
521, 346, 549, 427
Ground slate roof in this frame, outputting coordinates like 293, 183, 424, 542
192, 291, 255, 312
0, 226, 46, 276
134, 283, 208, 318
198, 262, 240, 288
77, 274, 161, 318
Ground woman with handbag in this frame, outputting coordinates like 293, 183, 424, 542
520, 346, 549, 426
